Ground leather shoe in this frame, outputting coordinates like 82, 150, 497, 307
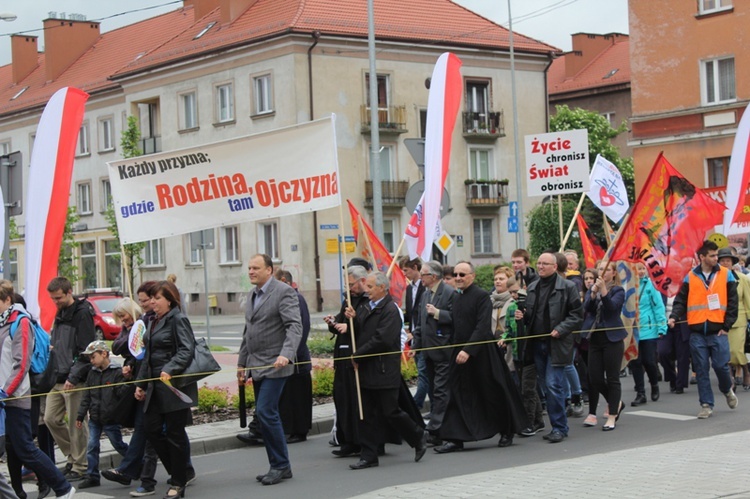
426, 434, 443, 446
631, 393, 647, 406
414, 431, 427, 462
237, 432, 263, 446
498, 434, 513, 448
260, 467, 292, 485
434, 441, 463, 454
651, 384, 660, 401
349, 459, 378, 470
545, 430, 566, 443
332, 445, 360, 457
286, 434, 307, 444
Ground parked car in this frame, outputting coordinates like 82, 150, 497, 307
76, 289, 124, 341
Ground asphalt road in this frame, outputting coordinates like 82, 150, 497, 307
31, 376, 750, 499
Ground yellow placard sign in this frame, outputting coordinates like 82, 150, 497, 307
326, 238, 355, 254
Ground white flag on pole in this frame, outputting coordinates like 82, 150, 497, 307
586, 154, 629, 223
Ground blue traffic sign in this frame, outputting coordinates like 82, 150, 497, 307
508, 217, 518, 233
509, 201, 518, 218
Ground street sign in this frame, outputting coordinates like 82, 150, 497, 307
435, 231, 454, 255
508, 217, 519, 233
320, 224, 339, 230
403, 138, 425, 168
509, 201, 518, 218
0, 152, 22, 216
405, 180, 450, 218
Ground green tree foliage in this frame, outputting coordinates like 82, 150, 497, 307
107, 115, 146, 295
58, 207, 80, 283
8, 217, 19, 240
526, 105, 634, 257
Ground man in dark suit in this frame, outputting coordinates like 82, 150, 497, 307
410, 260, 454, 446
345, 272, 427, 470
238, 254, 302, 486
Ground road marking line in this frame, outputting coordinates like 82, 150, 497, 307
627, 410, 695, 421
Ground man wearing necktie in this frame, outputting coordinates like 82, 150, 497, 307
237, 254, 302, 486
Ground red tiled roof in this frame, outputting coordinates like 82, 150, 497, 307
0, 0, 557, 116
548, 38, 630, 95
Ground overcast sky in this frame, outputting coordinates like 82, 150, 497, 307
0, 0, 629, 67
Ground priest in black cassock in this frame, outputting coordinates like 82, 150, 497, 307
435, 261, 529, 453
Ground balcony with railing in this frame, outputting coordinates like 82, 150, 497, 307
140, 136, 162, 155
465, 180, 508, 208
360, 105, 408, 135
462, 111, 505, 140
364, 180, 410, 207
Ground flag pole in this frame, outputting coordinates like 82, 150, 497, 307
599, 208, 633, 269
120, 245, 132, 299
557, 195, 565, 248
386, 237, 406, 277
559, 192, 587, 251
338, 205, 364, 420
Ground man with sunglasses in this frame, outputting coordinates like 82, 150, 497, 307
516, 252, 583, 443
435, 262, 528, 454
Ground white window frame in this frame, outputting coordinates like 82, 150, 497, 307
7, 247, 17, 283
103, 239, 122, 289
77, 123, 90, 156
365, 73, 390, 110
252, 73, 274, 116
468, 147, 494, 181
383, 218, 399, 253
80, 240, 98, 290
100, 178, 112, 212
699, 0, 732, 14
701, 56, 736, 105
98, 117, 115, 152
705, 157, 729, 187
215, 82, 235, 123
220, 226, 240, 264
77, 181, 92, 215
258, 221, 279, 261
143, 239, 165, 267
0, 140, 10, 155
369, 143, 395, 181
179, 91, 198, 130
186, 233, 204, 265
472, 218, 495, 255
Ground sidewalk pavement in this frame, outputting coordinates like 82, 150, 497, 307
353, 429, 750, 498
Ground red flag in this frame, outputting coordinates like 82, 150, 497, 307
609, 153, 725, 297
25, 87, 89, 329
347, 200, 406, 305
576, 214, 605, 269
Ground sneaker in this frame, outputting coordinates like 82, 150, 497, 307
583, 414, 597, 427
697, 404, 713, 419
519, 426, 539, 437
570, 402, 585, 418
130, 487, 156, 497
725, 389, 738, 409
56, 486, 76, 499
64, 470, 85, 482
78, 477, 100, 489
21, 468, 36, 482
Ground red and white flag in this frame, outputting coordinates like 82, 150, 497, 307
24, 87, 89, 329
405, 52, 462, 261
723, 102, 750, 234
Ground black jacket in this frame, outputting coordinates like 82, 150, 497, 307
51, 298, 95, 385
330, 293, 370, 369
136, 307, 198, 413
582, 286, 627, 342
404, 281, 425, 328
77, 362, 126, 424
354, 294, 402, 389
523, 274, 583, 366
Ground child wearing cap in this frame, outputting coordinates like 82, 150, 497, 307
75, 341, 129, 489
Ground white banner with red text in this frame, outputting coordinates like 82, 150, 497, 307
107, 116, 340, 244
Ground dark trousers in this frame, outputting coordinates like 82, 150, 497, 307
359, 387, 423, 463
658, 324, 691, 390
520, 363, 544, 426
423, 355, 450, 433
5, 406, 71, 497
144, 408, 190, 487
630, 338, 660, 394
412, 352, 431, 409
588, 334, 624, 415
254, 377, 290, 470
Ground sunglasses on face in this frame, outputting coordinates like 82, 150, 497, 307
455, 272, 472, 277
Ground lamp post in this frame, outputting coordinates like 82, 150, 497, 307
0, 13, 17, 22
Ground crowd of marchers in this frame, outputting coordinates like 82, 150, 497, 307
0, 239, 747, 497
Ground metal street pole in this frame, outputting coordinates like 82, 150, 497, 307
201, 232, 211, 346
1, 158, 9, 280
367, 0, 383, 238
508, 0, 526, 248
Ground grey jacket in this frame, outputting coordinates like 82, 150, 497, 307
412, 281, 454, 363
0, 305, 34, 410
238, 277, 302, 381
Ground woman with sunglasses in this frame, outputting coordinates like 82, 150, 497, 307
582, 261, 627, 431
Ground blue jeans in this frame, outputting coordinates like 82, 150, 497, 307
117, 400, 146, 480
564, 363, 582, 399
5, 406, 71, 496
689, 332, 733, 407
412, 352, 430, 409
87, 421, 128, 480
534, 341, 568, 435
254, 377, 290, 469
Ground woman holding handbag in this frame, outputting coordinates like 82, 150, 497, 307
135, 281, 197, 499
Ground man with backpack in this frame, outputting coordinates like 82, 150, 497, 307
0, 279, 75, 498
44, 276, 96, 482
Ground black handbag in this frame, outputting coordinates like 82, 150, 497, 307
171, 321, 220, 389
31, 349, 57, 395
